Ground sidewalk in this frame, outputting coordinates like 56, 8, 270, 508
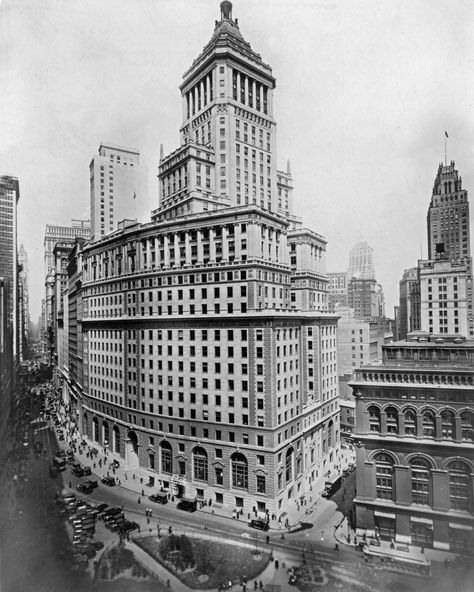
55, 414, 358, 538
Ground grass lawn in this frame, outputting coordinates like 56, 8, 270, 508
136, 535, 271, 589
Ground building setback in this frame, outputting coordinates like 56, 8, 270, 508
65, 1, 341, 516
350, 335, 474, 554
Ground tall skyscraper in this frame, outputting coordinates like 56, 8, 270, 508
427, 161, 470, 261
419, 160, 473, 337
67, 1, 340, 517
90, 144, 148, 241
348, 241, 375, 280
0, 176, 20, 357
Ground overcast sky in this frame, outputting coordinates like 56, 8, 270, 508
2, 0, 474, 321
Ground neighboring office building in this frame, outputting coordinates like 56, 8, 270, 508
348, 241, 375, 280
351, 334, 474, 554
43, 220, 90, 352
0, 176, 20, 358
336, 306, 392, 400
419, 257, 472, 337
90, 144, 148, 242
398, 267, 420, 341
328, 272, 349, 312
347, 278, 385, 321
72, 1, 341, 517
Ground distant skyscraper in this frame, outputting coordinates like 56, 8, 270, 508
0, 176, 19, 356
347, 278, 384, 320
43, 220, 91, 348
90, 143, 148, 241
427, 161, 470, 261
348, 241, 375, 280
18, 244, 30, 360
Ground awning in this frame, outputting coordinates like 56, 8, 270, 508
410, 516, 433, 526
449, 523, 473, 531
374, 511, 396, 520
395, 534, 411, 544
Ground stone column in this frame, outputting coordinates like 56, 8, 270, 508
209, 227, 216, 262
163, 235, 170, 267
234, 223, 241, 259
154, 237, 160, 267
197, 229, 204, 264
380, 411, 387, 436
454, 416, 462, 442
431, 470, 449, 512
416, 413, 423, 438
174, 233, 180, 267
394, 466, 410, 505
222, 226, 229, 261
146, 239, 151, 269
185, 231, 191, 266
435, 415, 442, 440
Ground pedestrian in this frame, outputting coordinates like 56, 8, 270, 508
259, 581, 263, 590
280, 533, 285, 540
334, 543, 339, 551
138, 497, 141, 504
266, 535, 269, 544
254, 582, 258, 590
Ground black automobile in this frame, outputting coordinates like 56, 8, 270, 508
149, 492, 168, 504
83, 480, 98, 489
101, 476, 116, 487
119, 520, 139, 534
77, 483, 94, 494
249, 519, 269, 531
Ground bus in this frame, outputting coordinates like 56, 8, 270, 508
362, 546, 431, 577
322, 475, 343, 498
53, 456, 66, 471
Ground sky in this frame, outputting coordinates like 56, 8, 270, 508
1, 0, 474, 322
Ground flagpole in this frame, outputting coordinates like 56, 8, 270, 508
445, 132, 447, 166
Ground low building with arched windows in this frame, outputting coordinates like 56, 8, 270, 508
350, 334, 474, 554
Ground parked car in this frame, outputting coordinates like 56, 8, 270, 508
101, 476, 116, 487
149, 492, 168, 504
249, 519, 269, 531
77, 483, 93, 494
83, 480, 98, 489
119, 520, 139, 534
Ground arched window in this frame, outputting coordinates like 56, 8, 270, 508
92, 417, 99, 442
112, 426, 120, 454
160, 441, 173, 474
409, 457, 431, 505
404, 408, 417, 436
102, 421, 109, 446
285, 448, 294, 483
192, 447, 208, 482
374, 453, 394, 500
231, 452, 248, 489
368, 406, 381, 433
385, 406, 399, 434
461, 411, 474, 441
448, 460, 471, 512
422, 410, 435, 438
441, 410, 455, 439
83, 412, 88, 437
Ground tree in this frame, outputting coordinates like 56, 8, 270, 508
194, 541, 214, 575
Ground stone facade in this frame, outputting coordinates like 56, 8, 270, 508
351, 336, 474, 553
